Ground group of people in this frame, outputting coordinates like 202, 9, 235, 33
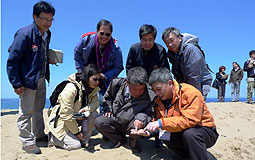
214, 62, 243, 102
7, 1, 221, 159
214, 50, 255, 103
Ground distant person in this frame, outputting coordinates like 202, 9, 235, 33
94, 67, 155, 153
243, 50, 255, 104
74, 19, 124, 113
228, 62, 243, 102
131, 68, 219, 160
162, 27, 212, 100
216, 66, 228, 102
48, 64, 100, 150
6, 1, 55, 154
126, 24, 169, 76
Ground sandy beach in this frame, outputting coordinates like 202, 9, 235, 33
1, 102, 255, 160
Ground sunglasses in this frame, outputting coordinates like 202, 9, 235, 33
92, 78, 101, 82
99, 32, 111, 37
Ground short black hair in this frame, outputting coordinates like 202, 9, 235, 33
139, 24, 157, 40
249, 50, 255, 57
97, 19, 113, 32
33, 1, 55, 17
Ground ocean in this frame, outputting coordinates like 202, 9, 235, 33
1, 97, 248, 110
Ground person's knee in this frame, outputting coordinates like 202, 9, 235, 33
94, 116, 103, 129
182, 128, 199, 143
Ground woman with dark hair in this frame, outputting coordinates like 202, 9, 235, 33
216, 66, 229, 102
48, 64, 100, 150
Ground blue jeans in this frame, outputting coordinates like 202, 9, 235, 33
231, 82, 240, 101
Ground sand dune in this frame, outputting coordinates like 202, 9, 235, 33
1, 102, 255, 160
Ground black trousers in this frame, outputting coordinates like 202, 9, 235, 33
94, 116, 140, 144
163, 126, 219, 160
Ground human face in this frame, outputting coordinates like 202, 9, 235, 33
251, 53, 255, 59
163, 33, 182, 53
33, 12, 54, 35
128, 84, 146, 98
151, 81, 174, 100
232, 63, 238, 69
141, 33, 155, 51
88, 73, 101, 88
97, 25, 112, 45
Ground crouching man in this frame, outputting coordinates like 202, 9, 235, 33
94, 67, 155, 153
131, 68, 219, 159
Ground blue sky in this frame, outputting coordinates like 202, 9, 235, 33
1, 0, 255, 99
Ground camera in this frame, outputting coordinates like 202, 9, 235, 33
72, 111, 90, 119
249, 58, 255, 65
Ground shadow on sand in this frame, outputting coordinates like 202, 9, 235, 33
86, 137, 217, 160
1, 110, 19, 116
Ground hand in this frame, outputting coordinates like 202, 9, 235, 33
134, 120, 144, 131
130, 129, 150, 137
79, 108, 86, 113
145, 121, 160, 132
14, 86, 24, 96
77, 132, 85, 142
103, 112, 112, 117
100, 73, 105, 80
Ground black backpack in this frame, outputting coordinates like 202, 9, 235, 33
49, 80, 80, 108
49, 80, 80, 128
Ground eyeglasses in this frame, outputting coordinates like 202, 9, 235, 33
92, 78, 101, 82
99, 32, 111, 37
38, 16, 54, 22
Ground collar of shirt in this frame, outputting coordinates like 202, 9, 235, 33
123, 86, 131, 103
40, 31, 48, 41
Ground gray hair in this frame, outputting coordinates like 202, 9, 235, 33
127, 67, 148, 84
149, 68, 172, 85
161, 27, 181, 41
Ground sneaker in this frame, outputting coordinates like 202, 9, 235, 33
22, 145, 41, 154
36, 135, 48, 142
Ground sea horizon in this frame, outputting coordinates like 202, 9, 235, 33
0, 97, 248, 110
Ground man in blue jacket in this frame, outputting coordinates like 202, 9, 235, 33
162, 27, 212, 100
7, 1, 55, 154
74, 19, 124, 114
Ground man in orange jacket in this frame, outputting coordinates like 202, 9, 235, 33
131, 68, 219, 160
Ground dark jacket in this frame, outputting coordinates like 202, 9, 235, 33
167, 33, 212, 93
229, 67, 243, 83
7, 22, 51, 89
243, 59, 255, 78
74, 34, 124, 81
102, 78, 155, 125
126, 42, 170, 76
216, 72, 228, 85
